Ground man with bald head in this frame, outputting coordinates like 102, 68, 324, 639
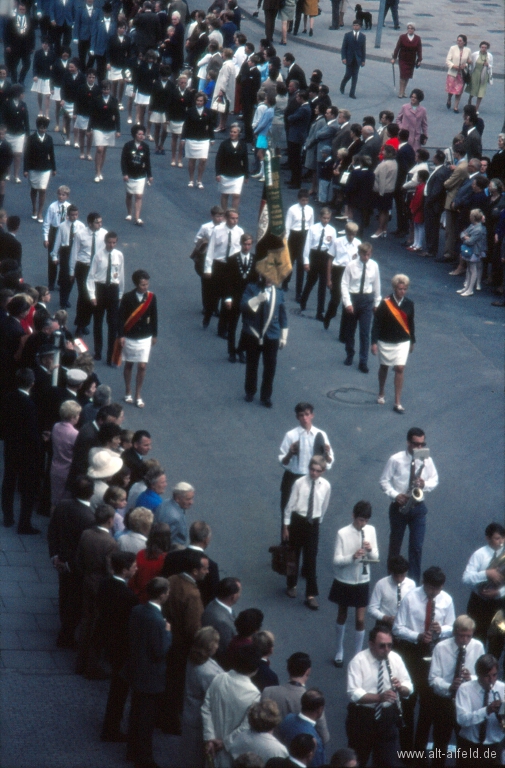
155, 481, 195, 546
357, 125, 381, 168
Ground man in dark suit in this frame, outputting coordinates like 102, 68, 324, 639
357, 125, 382, 168
201, 577, 241, 667
48, 476, 96, 648
240, 55, 262, 144
224, 233, 256, 363
283, 53, 307, 90
98, 550, 139, 742
423, 149, 451, 259
393, 129, 416, 236
66, 402, 123, 485
331, 109, 353, 157
121, 429, 152, 487
162, 520, 220, 606
1, 368, 41, 534
340, 20, 366, 99
265, 732, 318, 768
0, 217, 22, 263
126, 577, 172, 768
263, 0, 281, 41
4, 3, 35, 85
132, 1, 163, 53
286, 90, 312, 189
463, 112, 483, 160
49, 0, 75, 54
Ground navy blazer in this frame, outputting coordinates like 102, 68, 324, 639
50, 0, 75, 26
126, 602, 172, 694
91, 15, 117, 56
341, 30, 366, 65
241, 283, 288, 342
425, 165, 451, 205
286, 102, 311, 144
73, 4, 99, 41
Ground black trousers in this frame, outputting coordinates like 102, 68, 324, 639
78, 39, 91, 71
287, 513, 319, 597
467, 591, 504, 645
264, 8, 277, 41
50, 22, 72, 55
5, 49, 31, 84
455, 736, 502, 767
93, 282, 119, 363
204, 261, 228, 334
346, 702, 403, 768
284, 230, 307, 299
425, 201, 444, 257
242, 101, 255, 144
89, 54, 107, 83
128, 690, 164, 766
340, 61, 361, 97
57, 245, 73, 307
74, 261, 93, 330
394, 188, 410, 235
287, 140, 303, 188
57, 569, 83, 645
431, 695, 457, 768
342, 293, 374, 364
1, 448, 38, 531
395, 640, 432, 753
244, 334, 279, 402
102, 665, 130, 738
300, 249, 328, 317
324, 264, 345, 325
293, 0, 304, 33
48, 225, 58, 289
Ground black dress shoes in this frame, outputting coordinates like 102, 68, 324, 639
315, 314, 324, 322
358, 363, 369, 373
244, 394, 254, 402
344, 356, 353, 366
228, 353, 236, 363
261, 398, 273, 408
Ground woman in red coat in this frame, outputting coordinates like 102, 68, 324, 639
129, 523, 171, 602
391, 23, 422, 99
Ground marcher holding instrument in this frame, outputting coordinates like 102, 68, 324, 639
346, 623, 412, 768
393, 566, 455, 753
329, 500, 379, 668
462, 522, 505, 644
428, 615, 485, 768
380, 427, 439, 585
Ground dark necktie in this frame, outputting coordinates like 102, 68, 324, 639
225, 231, 232, 259
375, 661, 384, 720
301, 207, 306, 232
317, 227, 325, 251
397, 583, 401, 610
359, 261, 367, 293
479, 689, 489, 743
60, 204, 65, 223
69, 222, 74, 249
106, 251, 112, 285
90, 232, 96, 264
306, 479, 315, 523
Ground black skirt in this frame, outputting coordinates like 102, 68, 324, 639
328, 579, 369, 608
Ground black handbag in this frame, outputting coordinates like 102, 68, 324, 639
462, 66, 471, 85
269, 544, 297, 577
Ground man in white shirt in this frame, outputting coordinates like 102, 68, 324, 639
70, 211, 107, 336
299, 207, 337, 321
193, 205, 224, 313
284, 189, 314, 301
347, 623, 412, 768
340, 241, 381, 372
462, 522, 505, 644
323, 221, 361, 330
86, 230, 124, 365
51, 204, 86, 309
429, 614, 485, 768
393, 566, 456, 753
368, 554, 416, 629
203, 208, 244, 333
380, 426, 439, 585
455, 653, 504, 766
42, 184, 71, 290
282, 456, 331, 611
278, 401, 334, 532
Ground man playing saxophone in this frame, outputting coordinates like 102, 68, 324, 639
380, 427, 439, 585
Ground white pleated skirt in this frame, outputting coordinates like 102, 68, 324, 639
108, 66, 124, 81
149, 110, 166, 124
6, 133, 25, 153
29, 169, 51, 189
134, 92, 150, 105
51, 86, 61, 101
74, 115, 90, 130
31, 78, 51, 94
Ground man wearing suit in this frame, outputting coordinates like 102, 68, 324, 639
89, 3, 117, 82
423, 150, 451, 259
241, 276, 289, 408
306, 106, 339, 166
442, 142, 468, 261
121, 430, 152, 487
4, 3, 36, 85
277, 689, 326, 767
331, 109, 352, 157
463, 112, 482, 160
340, 20, 366, 99
283, 53, 307, 90
67, 402, 124, 484
75, 503, 118, 677
1, 368, 41, 534
132, 1, 162, 53
162, 520, 219, 606
286, 90, 311, 189
265, 733, 318, 768
73, 0, 98, 71
49, 0, 75, 55
357, 125, 382, 168
393, 129, 416, 236
202, 577, 242, 667
224, 233, 256, 363
98, 550, 139, 742
263, 0, 280, 42
452, 157, 481, 233
240, 55, 262, 145
0, 217, 22, 263
48, 476, 96, 648
126, 577, 172, 768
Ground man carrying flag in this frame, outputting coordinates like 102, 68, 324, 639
116, 269, 158, 409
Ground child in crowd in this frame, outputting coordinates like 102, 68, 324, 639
104, 485, 128, 535
120, 429, 134, 453
458, 208, 487, 297
409, 169, 429, 252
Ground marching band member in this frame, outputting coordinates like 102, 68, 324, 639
368, 555, 416, 629
462, 522, 505, 644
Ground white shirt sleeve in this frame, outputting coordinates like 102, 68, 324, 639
340, 263, 351, 308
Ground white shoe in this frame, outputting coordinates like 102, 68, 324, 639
4, 175, 9, 181
127, 117, 132, 124
99, 175, 103, 180
476, 284, 482, 291
64, 140, 70, 146
456, 288, 466, 293
125, 214, 132, 221
118, 104, 124, 110
460, 291, 474, 297
94, 175, 101, 183
74, 142, 79, 148
14, 177, 21, 183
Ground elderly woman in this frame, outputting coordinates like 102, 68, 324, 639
372, 144, 398, 238
466, 41, 493, 111
129, 522, 171, 602
161, 11, 185, 75
391, 23, 422, 100
116, 506, 154, 553
396, 88, 428, 151
181, 627, 223, 767
445, 34, 472, 113
228, 700, 288, 762
371, 273, 415, 413
88, 449, 124, 510
215, 123, 249, 210
134, 465, 168, 514
50, 400, 81, 508
211, 48, 236, 133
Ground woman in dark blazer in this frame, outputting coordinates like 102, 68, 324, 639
89, 80, 121, 183
215, 122, 249, 209
23, 116, 56, 221
3, 84, 30, 183
167, 72, 193, 167
120, 123, 153, 226
181, 91, 214, 189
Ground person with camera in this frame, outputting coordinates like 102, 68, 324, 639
380, 427, 438, 585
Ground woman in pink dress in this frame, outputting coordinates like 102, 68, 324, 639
445, 35, 471, 113
50, 400, 81, 508
396, 88, 428, 152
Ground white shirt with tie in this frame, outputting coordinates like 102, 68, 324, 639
285, 202, 315, 233
283, 474, 331, 525
393, 586, 456, 644
69, 226, 107, 274
43, 199, 71, 239
279, 425, 334, 474
330, 235, 361, 267
86, 247, 125, 299
456, 679, 505, 745
51, 218, 86, 261
347, 648, 413, 707
368, 574, 416, 622
302, 222, 337, 264
429, 637, 484, 698
204, 222, 244, 274
341, 257, 381, 307
380, 449, 439, 499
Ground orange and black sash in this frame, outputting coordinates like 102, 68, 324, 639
123, 292, 154, 334
384, 297, 410, 335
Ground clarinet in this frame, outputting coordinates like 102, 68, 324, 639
361, 530, 368, 576
385, 656, 404, 726
451, 645, 466, 700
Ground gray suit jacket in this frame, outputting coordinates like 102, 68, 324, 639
201, 599, 236, 666
261, 681, 330, 744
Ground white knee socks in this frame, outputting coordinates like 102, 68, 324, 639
354, 629, 365, 656
335, 622, 346, 661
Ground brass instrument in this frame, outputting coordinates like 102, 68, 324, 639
478, 548, 505, 597
399, 447, 429, 515
490, 609, 505, 634
385, 656, 404, 726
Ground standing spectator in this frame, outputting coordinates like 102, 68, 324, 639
442, 142, 468, 262
372, 144, 398, 238
396, 89, 427, 151
346, 155, 375, 234
488, 134, 505, 184
228, 700, 288, 762
458, 208, 487, 297
391, 23, 422, 100
302, 0, 318, 37
121, 429, 152, 487
50, 399, 81, 508
340, 242, 381, 373
263, 0, 280, 42
408, 169, 428, 252
286, 89, 311, 189
117, 506, 154, 553
201, 577, 242, 667
445, 34, 471, 114
4, 3, 35, 85
277, 690, 326, 767
89, 80, 121, 183
466, 41, 493, 112
240, 55, 262, 145
135, 466, 168, 514
87, 230, 124, 365
156, 481, 195, 546
3, 84, 30, 184
23, 116, 56, 223
423, 150, 451, 260
129, 522, 171, 602
339, 20, 366, 100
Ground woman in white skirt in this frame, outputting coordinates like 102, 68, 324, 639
23, 116, 56, 221
107, 21, 131, 108
371, 274, 415, 414
167, 73, 193, 167
120, 124, 153, 226
31, 38, 54, 119
215, 123, 249, 210
49, 47, 71, 133
89, 80, 121, 182
134, 50, 160, 130
3, 85, 30, 183
181, 92, 215, 189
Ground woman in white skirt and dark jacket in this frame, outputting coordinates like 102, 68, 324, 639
121, 124, 153, 226
148, 64, 174, 155
31, 38, 55, 119
215, 122, 249, 209
181, 92, 214, 189
167, 72, 193, 167
371, 273, 415, 414
23, 116, 56, 221
3, 84, 30, 183
89, 80, 121, 182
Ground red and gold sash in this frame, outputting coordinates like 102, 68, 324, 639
384, 297, 410, 336
123, 291, 153, 334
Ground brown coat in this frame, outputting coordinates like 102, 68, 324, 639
444, 160, 468, 210
75, 527, 118, 594
166, 573, 204, 652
